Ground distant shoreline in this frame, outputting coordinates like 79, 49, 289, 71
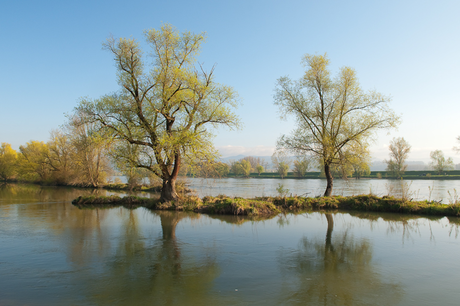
187, 170, 460, 180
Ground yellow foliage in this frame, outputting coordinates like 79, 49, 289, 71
18, 141, 50, 181
77, 24, 240, 200
275, 53, 399, 194
0, 143, 18, 180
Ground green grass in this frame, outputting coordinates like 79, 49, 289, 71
72, 194, 279, 216
269, 195, 460, 216
72, 194, 460, 217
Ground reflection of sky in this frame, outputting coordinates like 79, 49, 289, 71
2, 184, 460, 305
185, 178, 460, 203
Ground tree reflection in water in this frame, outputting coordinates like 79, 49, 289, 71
81, 210, 225, 306
278, 213, 403, 305
4, 184, 460, 305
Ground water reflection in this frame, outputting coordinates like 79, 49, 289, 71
278, 213, 403, 305
63, 209, 222, 305
72, 208, 273, 305
2, 185, 460, 305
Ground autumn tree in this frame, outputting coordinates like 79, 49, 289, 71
44, 130, 76, 184
17, 141, 50, 182
274, 53, 398, 196
430, 150, 454, 174
385, 137, 410, 178
0, 143, 18, 181
77, 24, 240, 201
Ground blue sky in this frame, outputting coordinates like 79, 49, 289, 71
1, 0, 459, 163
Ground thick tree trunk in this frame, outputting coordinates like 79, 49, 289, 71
324, 163, 333, 197
160, 177, 178, 202
159, 153, 181, 202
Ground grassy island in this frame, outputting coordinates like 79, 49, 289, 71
72, 194, 460, 217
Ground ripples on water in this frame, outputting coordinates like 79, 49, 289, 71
1, 183, 460, 305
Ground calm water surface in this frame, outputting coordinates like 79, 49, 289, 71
186, 177, 460, 202
1, 183, 460, 305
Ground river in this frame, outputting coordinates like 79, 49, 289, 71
1, 183, 460, 305
185, 177, 460, 203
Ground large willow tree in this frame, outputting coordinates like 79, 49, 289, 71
274, 54, 399, 196
77, 24, 240, 201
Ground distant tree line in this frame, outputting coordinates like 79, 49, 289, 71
0, 110, 156, 187
384, 137, 456, 178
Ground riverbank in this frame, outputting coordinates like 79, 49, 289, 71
189, 170, 460, 180
2, 179, 193, 194
72, 194, 460, 217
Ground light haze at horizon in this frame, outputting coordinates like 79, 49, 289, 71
1, 0, 459, 164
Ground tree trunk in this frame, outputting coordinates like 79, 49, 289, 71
324, 163, 333, 197
159, 153, 181, 202
325, 213, 334, 252
160, 177, 178, 202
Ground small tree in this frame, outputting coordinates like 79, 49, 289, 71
278, 162, 290, 179
256, 164, 264, 176
385, 137, 410, 178
238, 160, 252, 177
430, 150, 454, 174
230, 160, 240, 176
242, 156, 266, 173
292, 156, 311, 178
272, 150, 291, 179
230, 160, 251, 177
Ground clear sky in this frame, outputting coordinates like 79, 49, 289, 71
1, 0, 459, 163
